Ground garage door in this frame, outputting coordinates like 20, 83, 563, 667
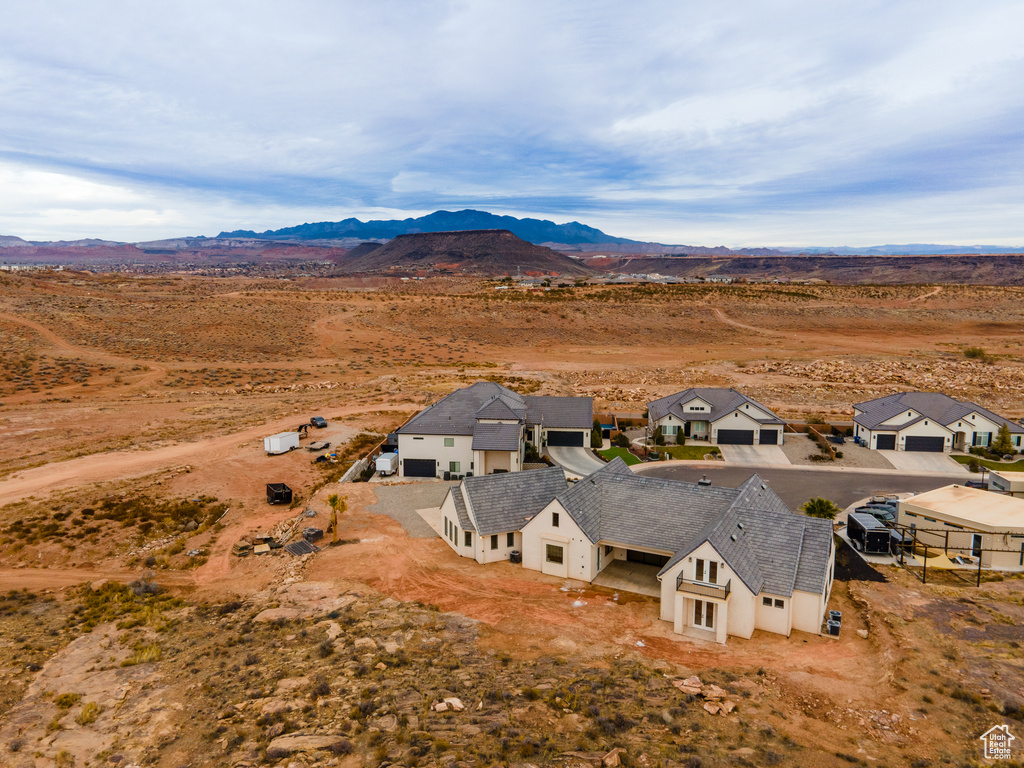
403, 458, 436, 478
875, 434, 896, 450
626, 550, 670, 568
546, 430, 584, 446
759, 430, 779, 445
717, 429, 755, 445
905, 436, 944, 453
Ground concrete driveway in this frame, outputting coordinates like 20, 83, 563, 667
881, 451, 971, 475
717, 444, 791, 466
546, 445, 607, 478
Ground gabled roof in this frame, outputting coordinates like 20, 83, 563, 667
462, 466, 568, 536
399, 382, 524, 436
450, 486, 474, 531
525, 395, 594, 430
647, 388, 783, 426
398, 382, 593, 436
475, 396, 524, 422
854, 392, 1024, 434
471, 422, 523, 451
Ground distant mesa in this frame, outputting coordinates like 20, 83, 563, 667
218, 209, 638, 247
332, 229, 591, 276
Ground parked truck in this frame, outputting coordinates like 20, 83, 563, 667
264, 431, 301, 455
848, 512, 890, 555
375, 452, 399, 476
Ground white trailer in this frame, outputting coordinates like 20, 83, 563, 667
264, 431, 301, 455
375, 452, 399, 476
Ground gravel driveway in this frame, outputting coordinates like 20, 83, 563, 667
366, 481, 457, 538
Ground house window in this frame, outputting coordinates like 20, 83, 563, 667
774, 599, 784, 609
444, 518, 449, 537
663, 425, 678, 436
605, 545, 613, 555
545, 544, 563, 564
762, 596, 772, 607
552, 512, 560, 527
507, 532, 515, 547
413, 436, 424, 441
490, 535, 498, 550
464, 531, 472, 547
444, 437, 454, 447
449, 461, 460, 473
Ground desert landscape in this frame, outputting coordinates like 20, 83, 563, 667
1, 267, 1023, 767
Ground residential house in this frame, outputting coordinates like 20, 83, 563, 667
437, 458, 835, 643
647, 388, 786, 445
853, 392, 1024, 453
396, 382, 593, 478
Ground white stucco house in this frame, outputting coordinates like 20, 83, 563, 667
853, 392, 1024, 453
396, 382, 593, 478
646, 388, 786, 445
437, 459, 835, 644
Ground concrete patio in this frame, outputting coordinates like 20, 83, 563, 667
592, 559, 662, 597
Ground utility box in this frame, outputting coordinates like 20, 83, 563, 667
264, 432, 301, 455
266, 483, 293, 505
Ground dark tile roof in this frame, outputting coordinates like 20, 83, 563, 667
525, 395, 594, 430
476, 396, 524, 421
647, 388, 783, 426
463, 465, 568, 536
449, 486, 474, 531
399, 382, 523, 436
854, 391, 1023, 433
471, 422, 523, 451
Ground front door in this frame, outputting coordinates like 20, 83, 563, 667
693, 599, 715, 630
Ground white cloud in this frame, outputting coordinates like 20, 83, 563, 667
0, 1, 1023, 244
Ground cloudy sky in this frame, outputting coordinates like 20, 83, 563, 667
2, 1, 1023, 246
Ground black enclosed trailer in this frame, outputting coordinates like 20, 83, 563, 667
266, 483, 293, 505
848, 512, 890, 555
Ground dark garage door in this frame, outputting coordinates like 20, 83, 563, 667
760, 430, 780, 445
717, 429, 755, 445
905, 436, 944, 452
546, 430, 584, 447
403, 458, 436, 478
875, 434, 896, 450
627, 550, 671, 568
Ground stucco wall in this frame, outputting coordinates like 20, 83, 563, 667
790, 590, 824, 634
709, 410, 768, 443
754, 593, 792, 637
398, 433, 474, 477
521, 499, 595, 581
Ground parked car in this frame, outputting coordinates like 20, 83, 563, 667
855, 506, 895, 525
310, 416, 328, 428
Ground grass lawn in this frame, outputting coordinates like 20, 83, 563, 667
952, 455, 1024, 472
598, 446, 643, 466
659, 444, 722, 460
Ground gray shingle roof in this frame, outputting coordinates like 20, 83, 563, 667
554, 464, 830, 599
449, 486, 474, 531
398, 382, 593, 436
399, 382, 523, 436
463, 465, 568, 535
854, 391, 1023, 433
647, 388, 783, 426
471, 423, 523, 451
525, 395, 594, 430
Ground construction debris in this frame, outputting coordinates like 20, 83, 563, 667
671, 676, 741, 716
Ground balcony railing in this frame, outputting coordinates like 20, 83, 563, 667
677, 577, 731, 600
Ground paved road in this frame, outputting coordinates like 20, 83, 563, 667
547, 445, 607, 478
637, 464, 956, 509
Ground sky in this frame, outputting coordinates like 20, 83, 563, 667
2, 1, 1024, 246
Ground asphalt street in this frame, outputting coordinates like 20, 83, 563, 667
637, 464, 956, 509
